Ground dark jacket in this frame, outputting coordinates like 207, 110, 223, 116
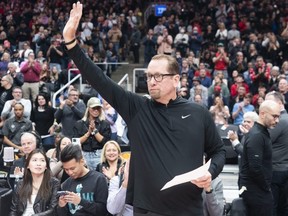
67, 44, 225, 216
239, 122, 272, 204
73, 118, 111, 151
269, 110, 288, 171
9, 177, 60, 216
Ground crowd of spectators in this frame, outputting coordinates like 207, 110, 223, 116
0, 0, 288, 140
1, 0, 288, 214
142, 0, 288, 127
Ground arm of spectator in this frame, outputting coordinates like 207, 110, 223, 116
167, 35, 173, 45
46, 45, 52, 57
54, 107, 64, 124
224, 106, 230, 119
1, 101, 13, 120
209, 106, 216, 114
93, 122, 111, 146
54, 47, 64, 56
107, 30, 113, 39
71, 101, 86, 119
105, 112, 117, 125
14, 72, 24, 86
3, 136, 22, 151
50, 160, 63, 177
222, 53, 229, 63
281, 25, 288, 37
212, 54, 222, 63
261, 37, 269, 47
227, 130, 243, 155
23, 100, 32, 119
118, 30, 122, 39
107, 176, 126, 214
32, 61, 42, 75
157, 35, 163, 45
215, 29, 220, 38
36, 179, 60, 216
204, 178, 225, 216
232, 103, 242, 119
20, 62, 29, 74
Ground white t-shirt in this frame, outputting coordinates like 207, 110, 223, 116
22, 194, 36, 216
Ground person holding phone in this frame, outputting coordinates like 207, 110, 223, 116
10, 149, 60, 215
57, 144, 108, 216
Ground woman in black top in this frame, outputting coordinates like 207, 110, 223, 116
10, 149, 59, 215
30, 93, 56, 151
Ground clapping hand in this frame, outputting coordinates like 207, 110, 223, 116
102, 166, 113, 180
14, 167, 24, 177
239, 124, 249, 134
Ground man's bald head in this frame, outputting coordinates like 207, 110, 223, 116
258, 100, 281, 129
260, 100, 279, 113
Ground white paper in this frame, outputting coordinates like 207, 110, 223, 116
161, 159, 211, 191
3, 147, 14, 162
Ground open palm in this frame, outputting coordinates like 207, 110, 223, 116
63, 1, 83, 41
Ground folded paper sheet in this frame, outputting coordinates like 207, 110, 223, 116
161, 159, 211, 191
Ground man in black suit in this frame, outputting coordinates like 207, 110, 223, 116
239, 100, 280, 216
266, 91, 288, 216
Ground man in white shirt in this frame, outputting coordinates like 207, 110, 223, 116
1, 86, 31, 121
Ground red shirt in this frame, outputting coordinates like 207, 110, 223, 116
214, 52, 228, 70
230, 83, 250, 98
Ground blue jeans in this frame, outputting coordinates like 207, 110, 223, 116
82, 150, 102, 170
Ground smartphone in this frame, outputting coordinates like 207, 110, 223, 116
72, 138, 81, 146
57, 191, 68, 196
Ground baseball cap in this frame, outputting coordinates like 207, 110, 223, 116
87, 97, 102, 108
193, 76, 201, 82
217, 43, 224, 47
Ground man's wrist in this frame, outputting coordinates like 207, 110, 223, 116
232, 139, 240, 148
205, 187, 213, 194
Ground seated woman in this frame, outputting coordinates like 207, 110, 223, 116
209, 96, 230, 125
49, 137, 72, 183
10, 149, 60, 215
96, 140, 124, 182
46, 132, 64, 159
107, 158, 133, 216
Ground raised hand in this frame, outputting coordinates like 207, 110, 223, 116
63, 1, 83, 47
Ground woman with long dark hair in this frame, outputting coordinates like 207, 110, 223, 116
30, 93, 56, 151
9, 149, 59, 215
50, 136, 72, 183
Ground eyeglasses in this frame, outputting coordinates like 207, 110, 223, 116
145, 73, 175, 82
266, 112, 280, 120
69, 94, 79, 97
